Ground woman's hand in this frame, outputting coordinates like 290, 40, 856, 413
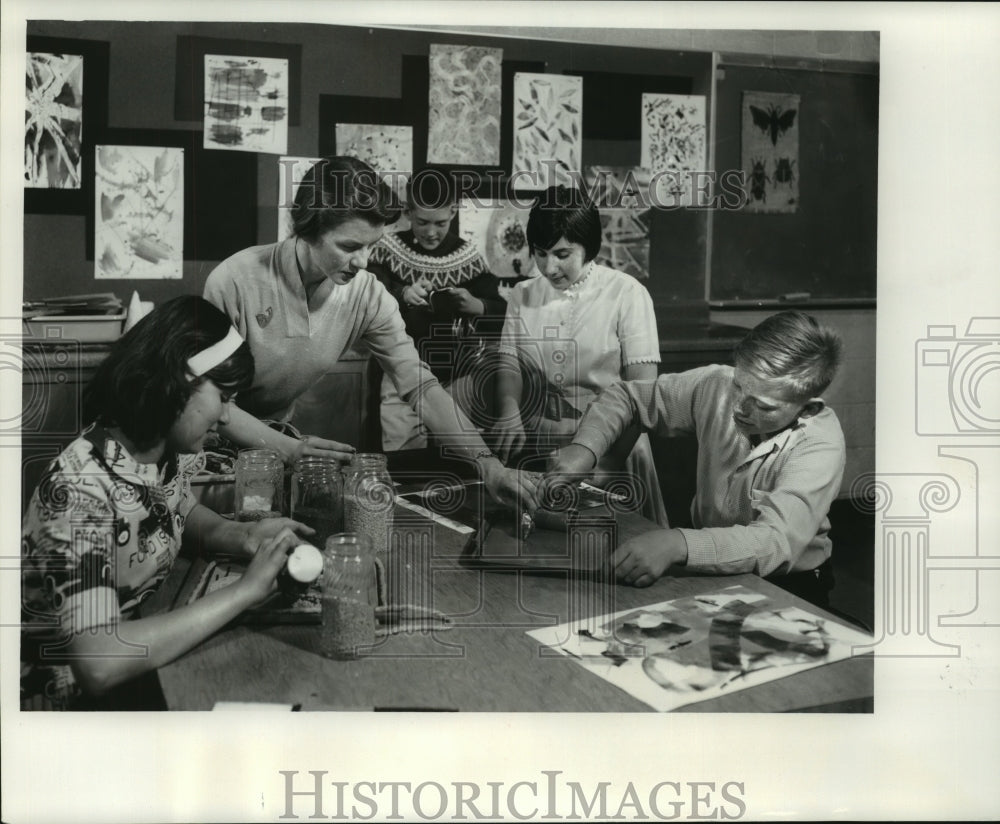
242, 517, 315, 558
493, 409, 527, 463
291, 434, 356, 464
482, 462, 542, 514
237, 526, 303, 605
402, 281, 429, 307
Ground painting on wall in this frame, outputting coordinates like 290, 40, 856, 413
459, 198, 538, 287
25, 36, 110, 216
427, 44, 503, 166
741, 90, 800, 213
512, 73, 582, 190
203, 54, 289, 154
528, 585, 871, 712
640, 93, 707, 207
583, 166, 652, 280
25, 52, 84, 189
335, 123, 413, 206
94, 145, 183, 279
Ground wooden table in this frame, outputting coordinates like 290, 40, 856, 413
152, 488, 873, 713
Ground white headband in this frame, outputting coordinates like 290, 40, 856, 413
187, 326, 245, 378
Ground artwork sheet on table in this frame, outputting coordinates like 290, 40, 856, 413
528, 584, 873, 712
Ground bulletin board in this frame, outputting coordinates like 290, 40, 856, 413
709, 57, 879, 304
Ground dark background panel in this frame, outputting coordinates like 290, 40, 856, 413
710, 63, 879, 302
24, 36, 110, 216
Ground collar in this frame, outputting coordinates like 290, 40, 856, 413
738, 419, 804, 467
83, 424, 177, 486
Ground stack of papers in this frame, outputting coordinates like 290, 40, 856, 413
23, 293, 123, 319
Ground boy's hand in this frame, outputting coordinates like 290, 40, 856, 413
402, 282, 429, 307
439, 287, 484, 316
612, 529, 688, 587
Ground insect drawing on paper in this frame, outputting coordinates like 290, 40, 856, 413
774, 157, 796, 187
742, 91, 800, 213
749, 103, 798, 146
748, 158, 771, 204
25, 52, 84, 189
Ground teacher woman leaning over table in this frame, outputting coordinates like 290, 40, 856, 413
203, 155, 535, 508
20, 297, 312, 710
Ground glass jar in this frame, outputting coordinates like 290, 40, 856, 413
290, 455, 344, 550
234, 448, 284, 522
343, 453, 394, 556
320, 533, 376, 660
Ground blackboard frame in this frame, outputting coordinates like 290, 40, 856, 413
707, 52, 879, 306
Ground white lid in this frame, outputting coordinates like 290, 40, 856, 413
286, 544, 324, 584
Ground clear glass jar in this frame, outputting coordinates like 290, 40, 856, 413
320, 533, 376, 660
343, 453, 394, 555
290, 456, 344, 550
234, 448, 284, 522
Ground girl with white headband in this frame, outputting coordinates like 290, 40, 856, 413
20, 296, 314, 710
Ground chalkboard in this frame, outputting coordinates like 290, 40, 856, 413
710, 59, 878, 303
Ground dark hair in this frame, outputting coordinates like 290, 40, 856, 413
83, 296, 254, 451
733, 310, 843, 399
526, 185, 603, 261
405, 168, 460, 212
290, 156, 401, 242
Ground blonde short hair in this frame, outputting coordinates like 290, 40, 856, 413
733, 310, 843, 399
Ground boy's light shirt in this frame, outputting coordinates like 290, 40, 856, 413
573, 365, 846, 577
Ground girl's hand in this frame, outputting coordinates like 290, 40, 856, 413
238, 526, 302, 605
482, 465, 542, 514
242, 517, 315, 557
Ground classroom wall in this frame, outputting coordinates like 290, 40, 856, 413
422, 28, 880, 63
23, 21, 877, 495
24, 20, 713, 307
709, 307, 876, 499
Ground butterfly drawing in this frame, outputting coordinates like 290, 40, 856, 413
749, 104, 797, 146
